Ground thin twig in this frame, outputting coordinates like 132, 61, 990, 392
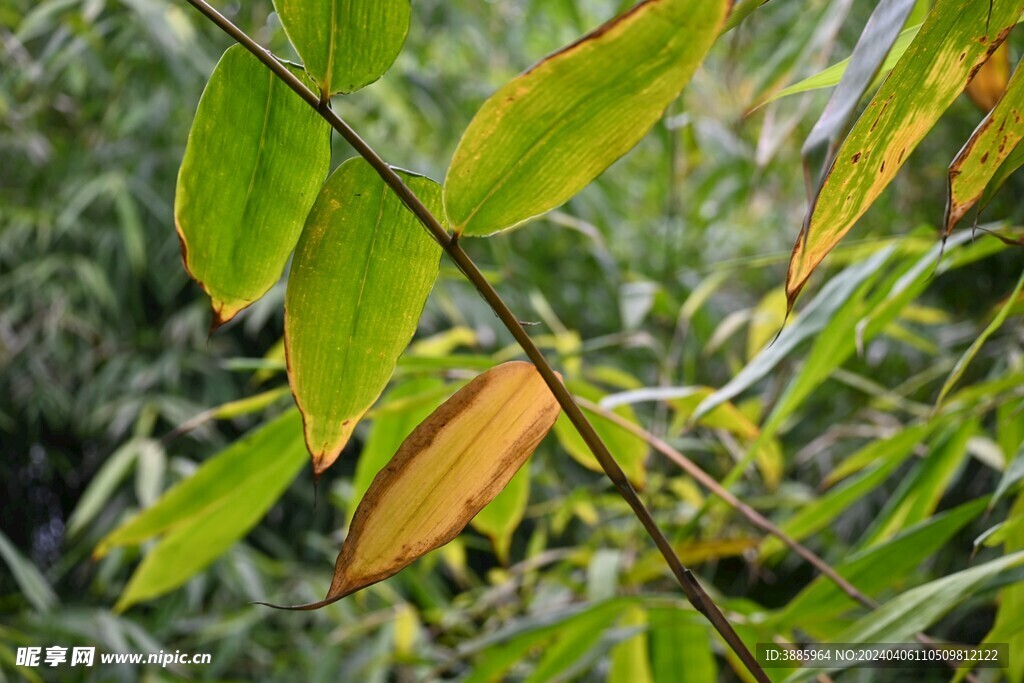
180, 1, 768, 679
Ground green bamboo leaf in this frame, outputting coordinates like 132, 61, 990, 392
174, 45, 331, 327
285, 158, 443, 475
859, 421, 976, 548
758, 442, 915, 559
775, 498, 987, 634
823, 422, 934, 487
0, 530, 56, 613
443, 0, 728, 237
272, 0, 410, 98
649, 609, 717, 683
102, 411, 307, 610
946, 60, 1024, 235
720, 0, 770, 34
786, 549, 1024, 682
786, 0, 1024, 306
766, 24, 920, 105
554, 380, 648, 489
609, 605, 653, 683
463, 599, 636, 683
977, 493, 1024, 683
935, 267, 1024, 409
693, 244, 896, 423
471, 464, 531, 565
994, 444, 1024, 509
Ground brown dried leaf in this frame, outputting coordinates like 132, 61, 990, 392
259, 361, 561, 609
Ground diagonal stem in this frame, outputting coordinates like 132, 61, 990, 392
181, 1, 769, 679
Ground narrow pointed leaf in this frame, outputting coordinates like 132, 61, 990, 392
265, 362, 560, 609
802, 0, 916, 192
786, 0, 1024, 305
470, 464, 531, 564
994, 444, 1024, 508
775, 498, 988, 634
443, 0, 728, 237
946, 58, 1024, 235
174, 45, 331, 327
765, 24, 921, 105
787, 550, 1024, 682
101, 411, 308, 610
272, 0, 410, 98
286, 158, 443, 475
936, 267, 1024, 409
553, 380, 648, 489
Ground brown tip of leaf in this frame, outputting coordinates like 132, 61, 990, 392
251, 595, 345, 611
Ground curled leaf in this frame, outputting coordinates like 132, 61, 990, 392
259, 361, 561, 609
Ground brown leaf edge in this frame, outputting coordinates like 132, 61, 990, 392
255, 361, 561, 610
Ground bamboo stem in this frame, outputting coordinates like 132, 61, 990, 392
180, 1, 768, 680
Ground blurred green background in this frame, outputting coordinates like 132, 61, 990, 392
2, 0, 1024, 680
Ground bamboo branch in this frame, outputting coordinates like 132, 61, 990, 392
180, 1, 768, 680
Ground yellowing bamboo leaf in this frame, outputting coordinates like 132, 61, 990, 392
966, 42, 1011, 112
259, 362, 560, 609
802, 0, 917, 192
786, 0, 1024, 307
174, 45, 331, 327
443, 0, 728, 237
273, 0, 410, 98
553, 380, 648, 489
946, 56, 1024, 235
285, 158, 443, 475
470, 464, 531, 564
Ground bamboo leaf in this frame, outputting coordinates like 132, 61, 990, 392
102, 411, 308, 610
470, 464, 531, 565
775, 498, 988, 634
554, 380, 648, 489
802, 0, 916, 191
350, 377, 449, 521
285, 158, 443, 475
859, 421, 976, 548
981, 138, 1024, 206
272, 0, 410, 98
693, 245, 896, 423
608, 605, 653, 683
786, 550, 1024, 682
936, 267, 1024, 409
966, 42, 1012, 112
174, 45, 331, 327
0, 530, 56, 613
994, 444, 1024, 508
766, 24, 920, 105
443, 0, 728, 237
786, 0, 1024, 306
649, 608, 717, 683
947, 57, 1024, 235
263, 362, 560, 609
